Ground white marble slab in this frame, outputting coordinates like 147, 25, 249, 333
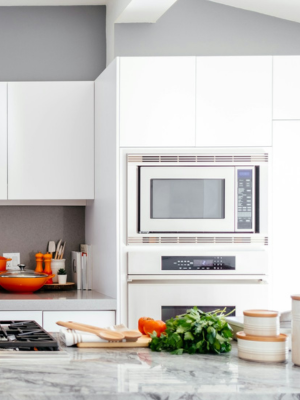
0, 340, 298, 399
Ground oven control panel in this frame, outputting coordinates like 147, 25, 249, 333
162, 256, 235, 270
237, 168, 253, 230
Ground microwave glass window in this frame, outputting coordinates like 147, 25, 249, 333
161, 306, 236, 321
150, 179, 225, 219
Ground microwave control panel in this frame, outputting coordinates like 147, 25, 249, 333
237, 169, 253, 230
162, 256, 235, 271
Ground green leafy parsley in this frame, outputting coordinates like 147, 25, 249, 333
149, 307, 234, 355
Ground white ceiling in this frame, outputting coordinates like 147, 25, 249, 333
208, 0, 300, 24
0, 0, 107, 5
116, 0, 178, 23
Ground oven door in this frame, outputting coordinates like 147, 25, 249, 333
139, 166, 235, 233
127, 280, 268, 329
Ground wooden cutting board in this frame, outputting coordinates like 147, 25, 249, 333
77, 334, 151, 348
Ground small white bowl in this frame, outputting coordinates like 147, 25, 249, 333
243, 309, 280, 337
237, 331, 288, 363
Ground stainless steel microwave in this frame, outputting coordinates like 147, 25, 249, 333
127, 150, 270, 243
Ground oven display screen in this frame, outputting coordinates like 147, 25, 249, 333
194, 259, 214, 267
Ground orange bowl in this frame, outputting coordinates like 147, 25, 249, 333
0, 274, 55, 292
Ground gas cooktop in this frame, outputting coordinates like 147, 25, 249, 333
0, 320, 59, 352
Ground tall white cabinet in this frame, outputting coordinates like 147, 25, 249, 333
196, 56, 272, 147
7, 82, 94, 200
0, 83, 7, 200
119, 57, 196, 147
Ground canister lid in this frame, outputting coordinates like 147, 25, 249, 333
243, 309, 279, 318
236, 331, 287, 342
291, 295, 300, 301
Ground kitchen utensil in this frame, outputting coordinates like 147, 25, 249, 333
0, 265, 55, 292
236, 331, 288, 363
77, 336, 151, 348
54, 240, 62, 260
291, 295, 300, 366
0, 257, 12, 272
48, 241, 56, 255
60, 242, 66, 259
51, 259, 65, 283
56, 321, 125, 342
67, 321, 142, 341
243, 309, 280, 337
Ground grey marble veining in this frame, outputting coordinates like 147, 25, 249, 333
0, 340, 298, 400
0, 289, 116, 311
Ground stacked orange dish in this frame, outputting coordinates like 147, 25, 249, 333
237, 310, 288, 363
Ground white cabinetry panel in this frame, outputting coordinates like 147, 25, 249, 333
120, 57, 196, 147
0, 311, 42, 326
43, 311, 116, 332
272, 121, 300, 311
8, 82, 94, 200
0, 83, 7, 200
196, 56, 272, 147
273, 56, 300, 120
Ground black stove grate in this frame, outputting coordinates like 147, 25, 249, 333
0, 320, 59, 351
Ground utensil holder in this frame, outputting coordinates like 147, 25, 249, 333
51, 259, 65, 283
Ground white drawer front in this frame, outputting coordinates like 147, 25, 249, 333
43, 311, 116, 332
0, 311, 43, 326
128, 282, 268, 329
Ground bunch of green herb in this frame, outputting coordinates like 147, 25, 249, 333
149, 307, 234, 355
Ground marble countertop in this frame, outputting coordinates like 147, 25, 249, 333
0, 339, 299, 400
0, 289, 116, 310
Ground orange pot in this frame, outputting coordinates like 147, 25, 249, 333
0, 257, 12, 271
0, 264, 55, 292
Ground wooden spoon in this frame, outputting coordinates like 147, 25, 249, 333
67, 321, 142, 341
56, 321, 125, 342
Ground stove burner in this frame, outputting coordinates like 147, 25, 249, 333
0, 320, 59, 351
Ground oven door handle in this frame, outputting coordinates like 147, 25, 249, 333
127, 274, 269, 283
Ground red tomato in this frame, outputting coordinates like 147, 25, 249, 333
143, 319, 167, 338
138, 317, 154, 334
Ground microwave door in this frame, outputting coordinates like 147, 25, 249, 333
139, 167, 235, 233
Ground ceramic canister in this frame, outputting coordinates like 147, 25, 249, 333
243, 309, 280, 337
291, 295, 300, 366
237, 331, 288, 363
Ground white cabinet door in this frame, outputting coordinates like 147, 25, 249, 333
43, 311, 116, 332
8, 82, 94, 200
119, 57, 196, 147
273, 56, 300, 120
0, 83, 7, 200
272, 121, 300, 311
0, 311, 43, 326
196, 57, 272, 147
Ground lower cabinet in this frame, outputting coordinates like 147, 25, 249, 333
43, 311, 116, 332
0, 311, 43, 326
0, 311, 115, 332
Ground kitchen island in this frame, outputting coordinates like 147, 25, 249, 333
0, 340, 298, 399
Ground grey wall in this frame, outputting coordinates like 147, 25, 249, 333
115, 0, 300, 56
0, 206, 85, 276
0, 6, 106, 81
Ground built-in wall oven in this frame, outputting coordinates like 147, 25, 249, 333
127, 249, 269, 328
127, 149, 269, 245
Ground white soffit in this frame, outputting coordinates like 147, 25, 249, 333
115, 0, 178, 23
208, 0, 300, 24
0, 0, 107, 5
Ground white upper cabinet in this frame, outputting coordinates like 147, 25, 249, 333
273, 56, 300, 120
196, 57, 272, 147
8, 82, 94, 200
0, 83, 7, 200
119, 57, 196, 147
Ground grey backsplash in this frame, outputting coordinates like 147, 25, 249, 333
0, 206, 85, 275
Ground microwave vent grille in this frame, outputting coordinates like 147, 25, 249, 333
128, 236, 268, 245
128, 154, 268, 164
